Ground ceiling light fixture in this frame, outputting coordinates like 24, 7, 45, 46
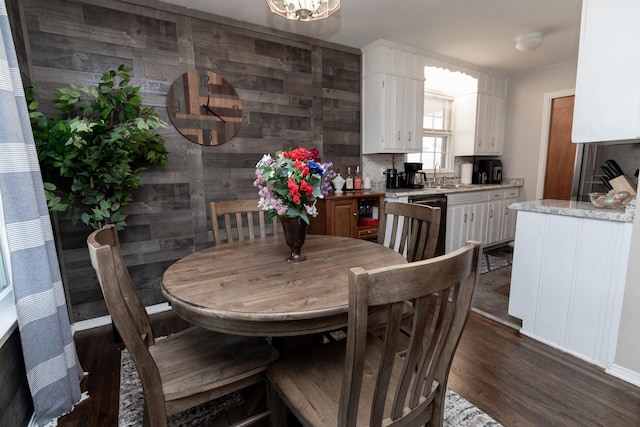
265, 0, 340, 21
515, 32, 544, 52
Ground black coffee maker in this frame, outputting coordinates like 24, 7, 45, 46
404, 162, 425, 189
385, 168, 407, 188
473, 159, 503, 184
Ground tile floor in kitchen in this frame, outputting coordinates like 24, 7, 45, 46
471, 244, 522, 330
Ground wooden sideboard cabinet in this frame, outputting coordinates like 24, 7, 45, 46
309, 192, 385, 241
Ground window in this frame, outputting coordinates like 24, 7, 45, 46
0, 191, 16, 343
410, 66, 478, 172
407, 94, 453, 170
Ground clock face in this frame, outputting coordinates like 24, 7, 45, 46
166, 69, 243, 146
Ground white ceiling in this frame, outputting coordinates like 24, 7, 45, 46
159, 0, 583, 75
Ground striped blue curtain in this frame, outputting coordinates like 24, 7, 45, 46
0, 1, 83, 425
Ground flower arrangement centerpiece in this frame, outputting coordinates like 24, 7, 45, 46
254, 147, 335, 224
254, 147, 335, 262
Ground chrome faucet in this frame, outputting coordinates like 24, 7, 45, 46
433, 163, 440, 185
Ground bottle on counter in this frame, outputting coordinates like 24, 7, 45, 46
354, 165, 363, 190
345, 166, 354, 191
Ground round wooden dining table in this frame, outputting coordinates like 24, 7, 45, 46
162, 235, 406, 337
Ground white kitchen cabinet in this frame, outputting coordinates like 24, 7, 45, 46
487, 188, 520, 245
572, 0, 640, 143
454, 94, 505, 156
362, 41, 425, 154
445, 204, 470, 252
445, 191, 490, 252
362, 73, 423, 154
509, 209, 632, 367
485, 195, 504, 245
362, 41, 422, 80
502, 188, 519, 241
446, 187, 519, 252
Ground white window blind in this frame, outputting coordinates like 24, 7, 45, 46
408, 93, 453, 170
423, 94, 453, 132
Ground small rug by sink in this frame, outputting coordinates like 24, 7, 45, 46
480, 253, 511, 274
120, 349, 502, 426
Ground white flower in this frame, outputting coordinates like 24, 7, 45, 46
256, 154, 273, 167
305, 201, 318, 217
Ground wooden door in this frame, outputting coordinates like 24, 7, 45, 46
544, 96, 576, 199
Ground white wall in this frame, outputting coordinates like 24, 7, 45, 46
502, 61, 578, 202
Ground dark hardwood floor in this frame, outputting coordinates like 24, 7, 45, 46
58, 310, 640, 426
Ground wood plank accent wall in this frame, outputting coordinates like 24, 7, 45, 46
19, 0, 362, 321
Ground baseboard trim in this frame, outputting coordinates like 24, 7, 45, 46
606, 363, 640, 388
71, 302, 172, 333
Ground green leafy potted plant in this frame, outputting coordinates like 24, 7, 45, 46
27, 65, 168, 230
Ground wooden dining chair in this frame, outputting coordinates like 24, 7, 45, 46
268, 241, 482, 427
210, 199, 280, 245
378, 201, 442, 262
87, 225, 279, 427
369, 202, 442, 337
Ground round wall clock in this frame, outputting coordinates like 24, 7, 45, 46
166, 69, 243, 146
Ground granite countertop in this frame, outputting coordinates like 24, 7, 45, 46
383, 178, 524, 198
510, 198, 636, 223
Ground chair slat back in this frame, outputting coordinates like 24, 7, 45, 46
210, 200, 280, 246
340, 241, 481, 427
87, 226, 166, 417
378, 202, 441, 262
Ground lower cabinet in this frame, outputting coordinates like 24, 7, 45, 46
308, 192, 385, 241
445, 187, 519, 252
446, 191, 490, 252
502, 188, 519, 241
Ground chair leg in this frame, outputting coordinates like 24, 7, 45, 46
267, 381, 288, 427
429, 387, 447, 427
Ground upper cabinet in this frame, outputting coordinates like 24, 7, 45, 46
454, 75, 507, 156
362, 41, 424, 154
361, 40, 507, 155
455, 93, 505, 156
572, 0, 640, 143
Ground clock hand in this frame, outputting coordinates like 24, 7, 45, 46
201, 104, 227, 123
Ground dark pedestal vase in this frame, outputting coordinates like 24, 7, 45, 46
279, 216, 308, 262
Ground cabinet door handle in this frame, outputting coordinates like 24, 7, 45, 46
408, 131, 412, 141
397, 131, 401, 141
470, 212, 474, 221
489, 210, 493, 218
353, 212, 357, 216
463, 213, 467, 223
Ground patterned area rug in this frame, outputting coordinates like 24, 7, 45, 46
480, 253, 511, 274
120, 350, 502, 426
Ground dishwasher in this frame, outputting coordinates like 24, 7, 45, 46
408, 195, 447, 256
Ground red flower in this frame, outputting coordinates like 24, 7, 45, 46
300, 180, 314, 196
287, 177, 299, 195
309, 148, 321, 162
284, 148, 314, 162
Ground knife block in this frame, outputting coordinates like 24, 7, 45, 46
609, 175, 637, 196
